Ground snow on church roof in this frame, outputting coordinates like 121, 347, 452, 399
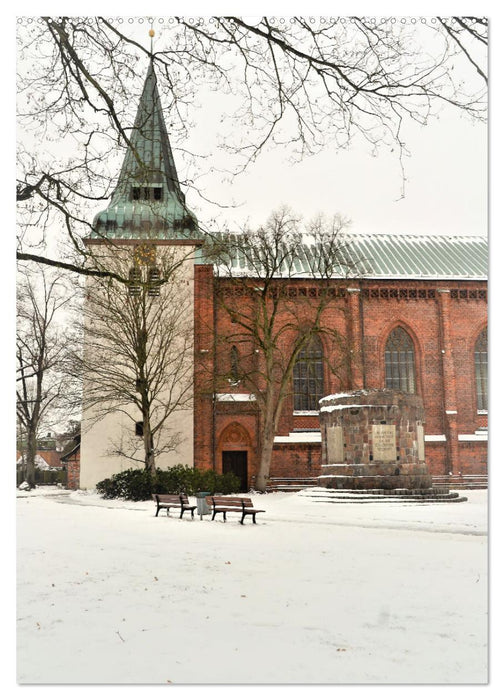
210, 232, 487, 281
349, 232, 487, 280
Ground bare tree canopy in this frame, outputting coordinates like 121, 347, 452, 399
17, 16, 487, 277
204, 206, 360, 491
77, 244, 194, 473
16, 264, 80, 486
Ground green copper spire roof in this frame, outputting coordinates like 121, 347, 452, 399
91, 60, 198, 239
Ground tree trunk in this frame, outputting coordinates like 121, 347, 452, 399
255, 424, 275, 492
142, 415, 156, 475
254, 391, 278, 491
25, 427, 37, 488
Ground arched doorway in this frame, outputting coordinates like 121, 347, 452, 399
218, 422, 251, 492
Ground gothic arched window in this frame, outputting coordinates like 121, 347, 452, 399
230, 345, 240, 384
293, 336, 324, 411
385, 327, 416, 393
474, 328, 488, 411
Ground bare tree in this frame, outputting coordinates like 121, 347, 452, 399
16, 265, 79, 487
204, 207, 363, 491
77, 244, 194, 473
16, 16, 487, 277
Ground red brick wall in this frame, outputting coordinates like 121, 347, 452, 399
458, 441, 488, 475
66, 454, 80, 490
425, 443, 448, 476
193, 274, 488, 483
271, 443, 322, 478
424, 440, 487, 476
193, 264, 216, 472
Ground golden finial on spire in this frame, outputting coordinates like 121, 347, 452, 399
149, 27, 155, 55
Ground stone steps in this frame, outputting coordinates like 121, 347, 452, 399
266, 478, 319, 492
301, 495, 468, 503
267, 475, 487, 493
297, 487, 467, 503
431, 475, 487, 490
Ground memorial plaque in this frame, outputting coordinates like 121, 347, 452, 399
326, 426, 344, 463
417, 424, 425, 461
372, 424, 396, 462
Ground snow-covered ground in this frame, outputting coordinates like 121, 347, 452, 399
16, 487, 488, 687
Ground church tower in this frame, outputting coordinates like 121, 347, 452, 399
79, 60, 202, 488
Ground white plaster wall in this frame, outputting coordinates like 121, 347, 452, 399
79, 244, 195, 489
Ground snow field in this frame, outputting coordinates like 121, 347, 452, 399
16, 489, 488, 685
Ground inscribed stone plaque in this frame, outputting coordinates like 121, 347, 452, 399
372, 424, 396, 462
417, 424, 425, 461
326, 426, 344, 464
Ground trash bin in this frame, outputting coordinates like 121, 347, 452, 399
196, 492, 211, 519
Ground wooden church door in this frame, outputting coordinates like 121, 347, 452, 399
222, 451, 248, 492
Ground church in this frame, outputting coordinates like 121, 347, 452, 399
78, 61, 488, 492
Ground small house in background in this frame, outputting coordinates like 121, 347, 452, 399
60, 434, 81, 490
16, 453, 50, 470
16, 427, 81, 488
16, 449, 65, 487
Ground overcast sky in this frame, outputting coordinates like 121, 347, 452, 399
13, 12, 488, 241
122, 15, 489, 238
187, 103, 487, 236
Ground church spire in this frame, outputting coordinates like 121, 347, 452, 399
92, 60, 198, 239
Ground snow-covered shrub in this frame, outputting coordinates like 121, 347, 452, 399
96, 466, 241, 501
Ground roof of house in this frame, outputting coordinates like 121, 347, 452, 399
60, 434, 81, 462
16, 454, 50, 469
209, 232, 487, 281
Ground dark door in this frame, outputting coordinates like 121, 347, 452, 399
222, 451, 248, 492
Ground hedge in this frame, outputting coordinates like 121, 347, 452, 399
96, 465, 241, 501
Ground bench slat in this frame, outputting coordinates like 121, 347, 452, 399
208, 496, 265, 524
152, 493, 196, 519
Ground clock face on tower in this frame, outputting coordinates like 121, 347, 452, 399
134, 243, 157, 266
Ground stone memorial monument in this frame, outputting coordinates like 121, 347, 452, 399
318, 389, 432, 491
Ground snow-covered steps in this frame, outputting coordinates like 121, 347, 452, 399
297, 487, 468, 504
431, 474, 488, 490
266, 477, 320, 492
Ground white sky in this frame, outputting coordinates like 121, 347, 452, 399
13, 9, 489, 239
190, 109, 487, 236
104, 13, 489, 237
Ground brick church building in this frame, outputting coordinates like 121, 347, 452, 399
193, 237, 487, 490
78, 61, 488, 491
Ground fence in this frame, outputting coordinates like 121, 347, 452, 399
16, 468, 68, 487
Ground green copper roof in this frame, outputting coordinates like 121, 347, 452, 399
347, 233, 487, 280
209, 232, 488, 280
91, 61, 198, 240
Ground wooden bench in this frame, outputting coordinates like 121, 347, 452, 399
206, 496, 265, 524
152, 494, 196, 519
